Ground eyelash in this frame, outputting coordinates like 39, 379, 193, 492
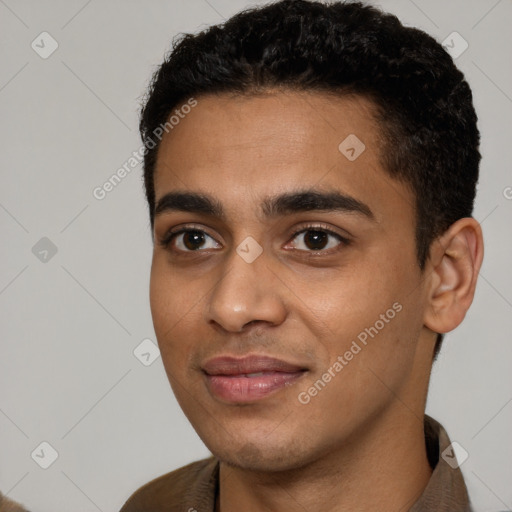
158, 223, 351, 255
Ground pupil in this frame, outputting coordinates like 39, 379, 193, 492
184, 231, 204, 250
305, 230, 327, 250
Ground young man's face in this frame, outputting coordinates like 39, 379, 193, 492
150, 91, 434, 472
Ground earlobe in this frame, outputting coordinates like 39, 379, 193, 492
424, 217, 484, 334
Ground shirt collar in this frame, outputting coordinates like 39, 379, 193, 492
409, 414, 473, 512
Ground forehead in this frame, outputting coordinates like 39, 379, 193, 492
153, 90, 414, 227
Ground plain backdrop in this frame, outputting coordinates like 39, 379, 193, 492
1, 0, 511, 511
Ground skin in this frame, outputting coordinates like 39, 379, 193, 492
149, 90, 483, 511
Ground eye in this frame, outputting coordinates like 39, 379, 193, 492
287, 224, 350, 253
159, 227, 221, 252
158, 223, 350, 254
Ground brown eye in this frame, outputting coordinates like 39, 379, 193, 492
290, 228, 347, 252
182, 230, 207, 250
303, 230, 329, 250
160, 228, 221, 252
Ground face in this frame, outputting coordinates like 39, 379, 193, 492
150, 91, 431, 472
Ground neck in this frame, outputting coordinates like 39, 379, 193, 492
217, 407, 433, 512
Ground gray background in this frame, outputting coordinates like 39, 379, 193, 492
1, 0, 511, 511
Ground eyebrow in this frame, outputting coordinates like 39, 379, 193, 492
154, 189, 375, 221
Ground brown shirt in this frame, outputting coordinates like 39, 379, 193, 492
0, 492, 30, 512
119, 415, 473, 512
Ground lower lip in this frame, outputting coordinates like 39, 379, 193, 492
205, 371, 306, 403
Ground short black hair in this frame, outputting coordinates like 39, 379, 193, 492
139, 0, 481, 359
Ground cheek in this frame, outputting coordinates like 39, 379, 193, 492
313, 268, 421, 387
149, 253, 197, 322
149, 267, 171, 335
299, 319, 418, 439
149, 259, 194, 361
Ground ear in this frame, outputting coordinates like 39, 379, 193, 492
423, 217, 484, 334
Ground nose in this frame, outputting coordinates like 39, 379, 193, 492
206, 242, 287, 333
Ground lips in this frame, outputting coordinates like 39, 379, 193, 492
202, 355, 306, 376
202, 355, 308, 403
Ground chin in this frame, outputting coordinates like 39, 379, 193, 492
206, 434, 317, 473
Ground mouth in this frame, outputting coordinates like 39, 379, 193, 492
202, 354, 308, 403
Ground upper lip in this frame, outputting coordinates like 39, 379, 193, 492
202, 355, 307, 376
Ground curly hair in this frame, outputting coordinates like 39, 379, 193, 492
139, 0, 481, 359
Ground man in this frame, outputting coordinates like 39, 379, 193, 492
120, 0, 484, 510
